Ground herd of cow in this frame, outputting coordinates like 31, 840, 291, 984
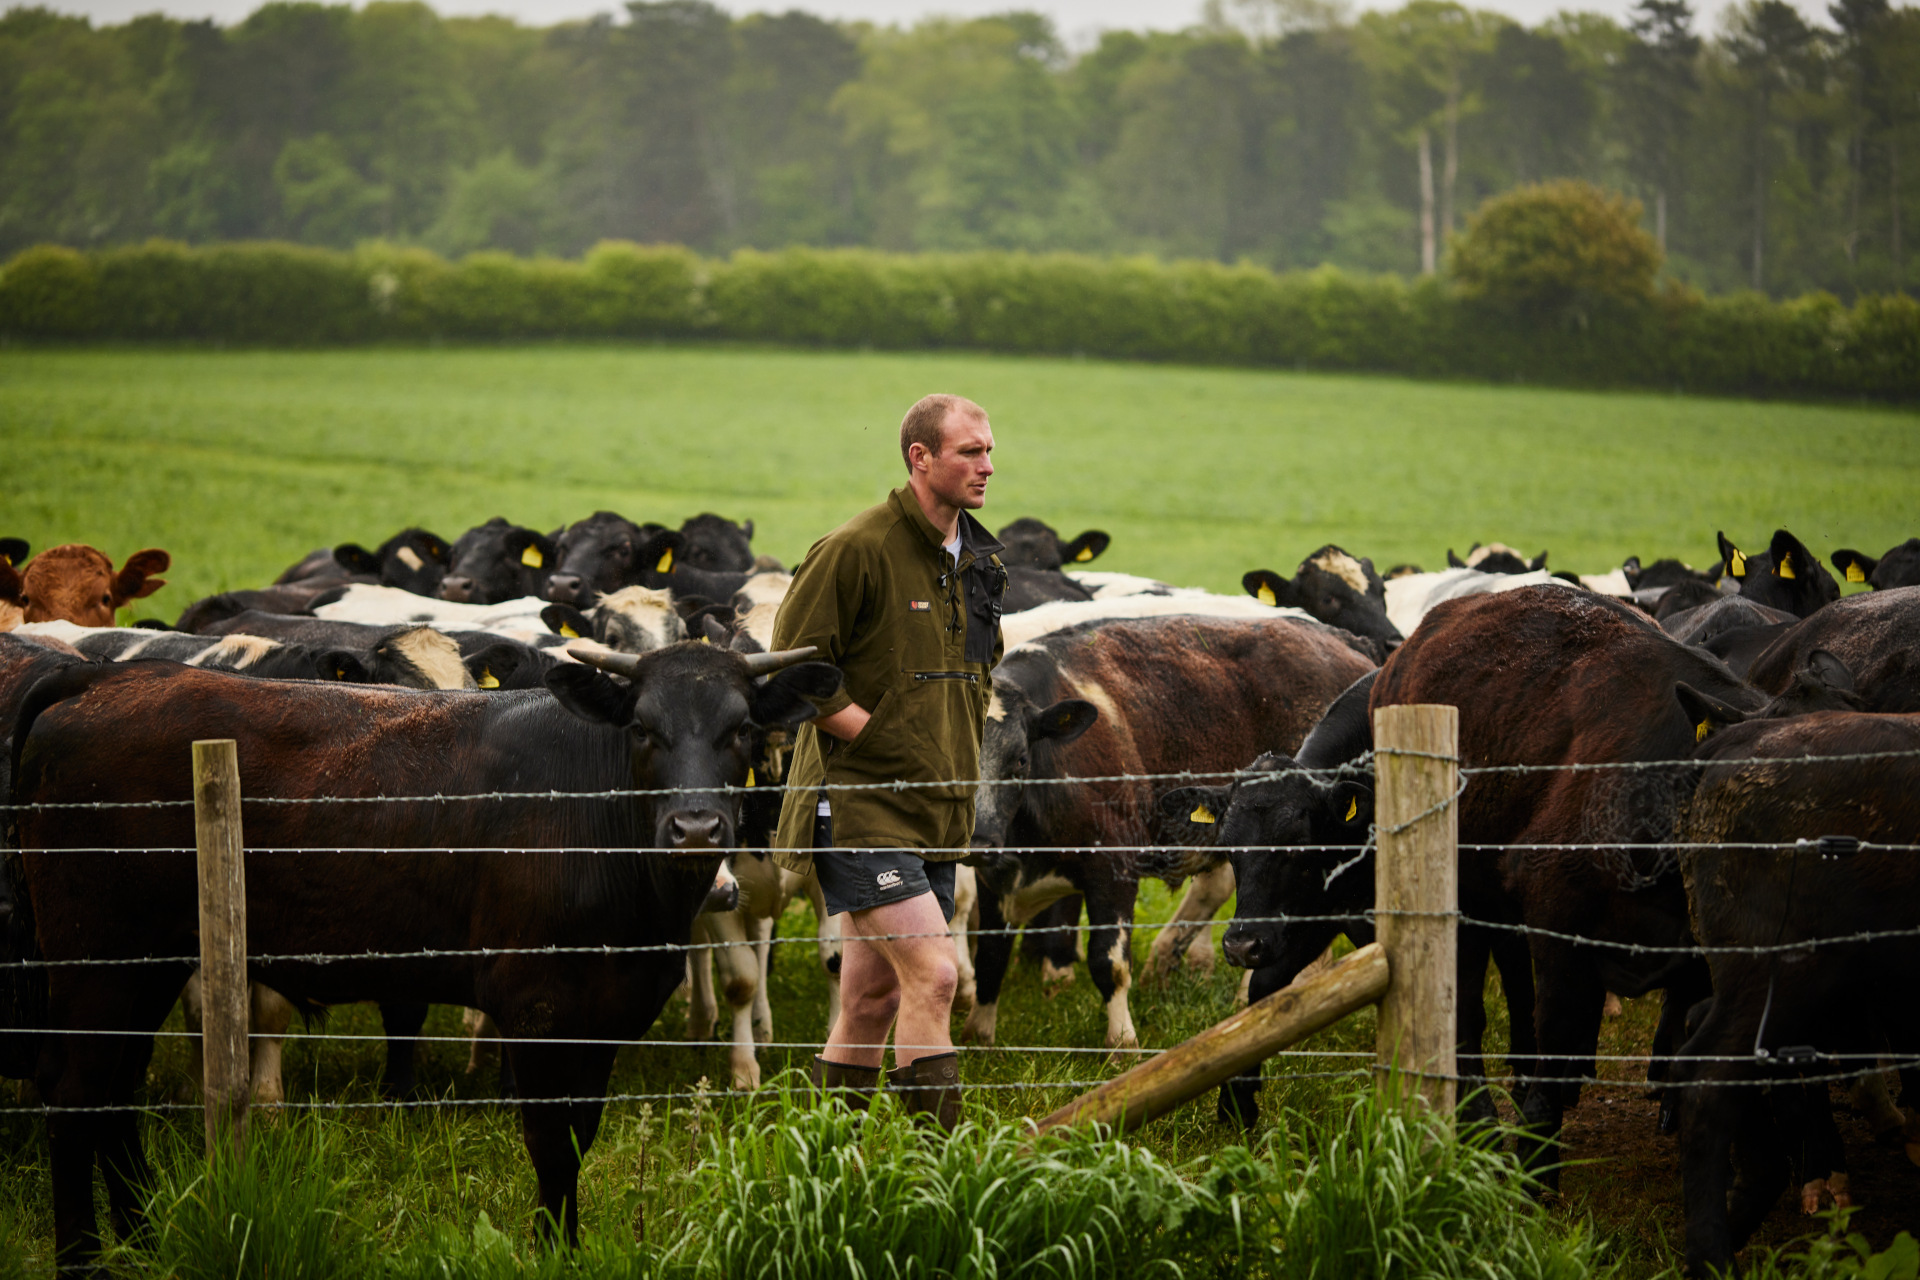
2, 514, 1918, 1273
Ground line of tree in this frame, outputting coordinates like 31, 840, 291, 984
2, 0, 1915, 300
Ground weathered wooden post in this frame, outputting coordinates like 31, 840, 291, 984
193, 739, 248, 1155
1372, 704, 1459, 1124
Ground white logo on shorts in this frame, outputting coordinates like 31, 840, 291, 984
875, 869, 903, 889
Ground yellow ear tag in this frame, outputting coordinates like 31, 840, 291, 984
1074, 546, 1094, 562
479, 668, 499, 689
1696, 718, 1711, 743
335, 666, 348, 680
1776, 556, 1795, 579
1846, 561, 1866, 583
1344, 796, 1358, 821
559, 622, 580, 639
656, 548, 674, 573
1728, 550, 1747, 577
521, 545, 544, 568
699, 634, 710, 644
1190, 803, 1216, 824
1256, 583, 1277, 607
745, 768, 755, 788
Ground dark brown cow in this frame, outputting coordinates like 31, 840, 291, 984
1674, 711, 1920, 1275
964, 614, 1376, 1051
0, 545, 169, 628
1746, 585, 1920, 713
1370, 587, 1862, 1183
3, 642, 836, 1264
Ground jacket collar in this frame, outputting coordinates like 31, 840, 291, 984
889, 487, 1005, 562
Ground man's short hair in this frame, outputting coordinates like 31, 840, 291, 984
900, 394, 987, 470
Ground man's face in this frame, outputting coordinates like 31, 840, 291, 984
920, 412, 995, 510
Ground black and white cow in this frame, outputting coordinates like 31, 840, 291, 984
1241, 545, 1401, 649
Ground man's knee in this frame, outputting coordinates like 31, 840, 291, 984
844, 982, 902, 1026
911, 954, 960, 1006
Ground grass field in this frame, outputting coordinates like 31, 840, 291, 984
3, 345, 1918, 1277
2, 346, 1915, 618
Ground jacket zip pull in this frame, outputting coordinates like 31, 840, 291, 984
914, 671, 977, 683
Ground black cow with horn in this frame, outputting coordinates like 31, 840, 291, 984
4, 640, 836, 1265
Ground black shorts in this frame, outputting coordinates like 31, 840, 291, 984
811, 794, 955, 922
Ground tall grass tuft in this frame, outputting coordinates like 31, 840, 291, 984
680, 1078, 1237, 1279
119, 1118, 373, 1280
1241, 1089, 1622, 1280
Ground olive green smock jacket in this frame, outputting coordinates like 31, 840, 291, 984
770, 487, 1007, 872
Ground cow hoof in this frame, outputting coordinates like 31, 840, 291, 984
1801, 1180, 1825, 1215
1602, 992, 1623, 1018
1185, 946, 1216, 976
961, 1005, 998, 1047
1827, 1173, 1850, 1209
731, 1064, 761, 1091
1040, 959, 1076, 993
952, 985, 976, 1016
1906, 1141, 1920, 1168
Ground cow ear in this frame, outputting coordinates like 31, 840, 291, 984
749, 662, 843, 727
541, 604, 592, 640
546, 664, 637, 726
1060, 531, 1110, 565
1155, 785, 1231, 837
114, 549, 171, 603
510, 529, 557, 571
0, 538, 26, 567
420, 532, 452, 566
1322, 780, 1372, 830
1529, 551, 1549, 572
1622, 556, 1642, 583
1830, 549, 1876, 586
1030, 698, 1097, 745
320, 650, 371, 683
1447, 549, 1469, 569
741, 519, 754, 541
464, 642, 523, 690
1716, 532, 1746, 580
0, 560, 23, 606
1243, 569, 1291, 608
335, 543, 381, 575
1675, 682, 1749, 745
636, 529, 686, 581
699, 613, 733, 645
1803, 649, 1856, 696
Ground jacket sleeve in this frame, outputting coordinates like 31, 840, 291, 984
770, 535, 869, 718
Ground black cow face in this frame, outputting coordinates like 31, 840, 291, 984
547, 512, 684, 607
995, 518, 1110, 571
1622, 557, 1715, 592
1716, 529, 1840, 618
1242, 544, 1401, 647
546, 643, 840, 853
1446, 543, 1548, 574
1832, 538, 1920, 591
440, 517, 557, 604
334, 528, 451, 598
1158, 754, 1372, 975
972, 686, 1098, 850
1679, 650, 1860, 743
0, 538, 27, 568
677, 514, 756, 574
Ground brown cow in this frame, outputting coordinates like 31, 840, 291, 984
0, 544, 169, 628
1747, 585, 1920, 714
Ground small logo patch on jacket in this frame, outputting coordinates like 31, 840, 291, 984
908, 600, 931, 611
875, 869, 903, 889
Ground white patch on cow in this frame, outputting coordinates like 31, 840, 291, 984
730, 572, 791, 650
999, 871, 1078, 924
732, 570, 792, 610
389, 626, 474, 689
316, 585, 550, 637
593, 586, 684, 653
1309, 549, 1371, 595
191, 634, 280, 670
1064, 674, 1122, 740
395, 545, 425, 572
1464, 542, 1526, 568
1104, 936, 1138, 1051
986, 689, 1011, 723
16, 620, 93, 646
1063, 570, 1174, 598
1384, 568, 1576, 638
1002, 592, 1309, 653
1579, 569, 1634, 597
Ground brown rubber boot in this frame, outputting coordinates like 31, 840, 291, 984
808, 1055, 880, 1111
886, 1051, 962, 1133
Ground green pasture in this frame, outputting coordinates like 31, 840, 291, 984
3, 346, 1917, 1276
2, 346, 1915, 619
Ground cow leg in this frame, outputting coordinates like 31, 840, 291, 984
1649, 961, 1713, 1135
702, 910, 760, 1090
379, 1002, 430, 1100
250, 984, 295, 1114
1517, 944, 1604, 1191
1147, 863, 1232, 983
750, 914, 776, 1044
1454, 929, 1498, 1129
949, 862, 978, 1015
1217, 961, 1291, 1129
1489, 929, 1538, 1082
687, 918, 720, 1041
1032, 897, 1080, 991
962, 892, 1014, 1047
1083, 879, 1139, 1056
512, 1042, 617, 1248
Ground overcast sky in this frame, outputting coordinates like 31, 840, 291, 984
45, 0, 1772, 42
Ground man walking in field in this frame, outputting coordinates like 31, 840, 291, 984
771, 393, 1008, 1130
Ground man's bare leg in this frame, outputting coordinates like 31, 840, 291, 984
824, 891, 958, 1069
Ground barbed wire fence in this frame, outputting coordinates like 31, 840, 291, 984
0, 728, 1916, 1129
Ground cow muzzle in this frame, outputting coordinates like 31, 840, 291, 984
1221, 931, 1266, 970
663, 809, 726, 853
439, 576, 476, 603
546, 573, 586, 604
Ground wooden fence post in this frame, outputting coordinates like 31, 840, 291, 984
193, 739, 248, 1156
1372, 704, 1458, 1123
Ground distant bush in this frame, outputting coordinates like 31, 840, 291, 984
0, 237, 1912, 401
1449, 181, 1663, 323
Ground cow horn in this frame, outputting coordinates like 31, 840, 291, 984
743, 646, 820, 675
568, 646, 642, 677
